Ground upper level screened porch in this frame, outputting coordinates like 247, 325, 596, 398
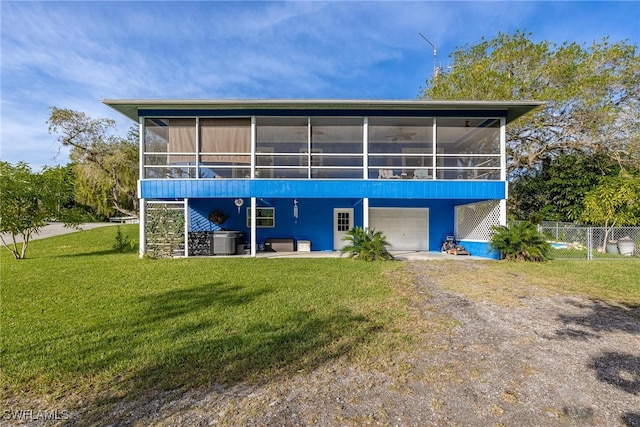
141, 115, 505, 181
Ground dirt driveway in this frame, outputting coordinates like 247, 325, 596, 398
99, 260, 639, 427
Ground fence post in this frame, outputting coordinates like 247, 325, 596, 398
587, 227, 593, 260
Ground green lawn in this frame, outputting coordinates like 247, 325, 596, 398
0, 225, 416, 418
1, 224, 638, 421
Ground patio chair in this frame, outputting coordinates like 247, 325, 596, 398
378, 169, 399, 179
413, 168, 431, 179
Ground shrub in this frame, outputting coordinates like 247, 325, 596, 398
490, 221, 551, 262
340, 227, 395, 261
112, 226, 132, 253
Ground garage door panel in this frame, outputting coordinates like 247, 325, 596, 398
369, 208, 428, 251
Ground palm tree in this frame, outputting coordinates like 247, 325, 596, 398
340, 227, 394, 261
490, 221, 551, 262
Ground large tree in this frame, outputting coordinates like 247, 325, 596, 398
0, 162, 83, 259
509, 152, 619, 222
47, 107, 139, 218
421, 31, 640, 177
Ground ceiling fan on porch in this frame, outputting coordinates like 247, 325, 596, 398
386, 129, 417, 141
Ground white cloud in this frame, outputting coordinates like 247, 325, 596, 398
1, 1, 638, 168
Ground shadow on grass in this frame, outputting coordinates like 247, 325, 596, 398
60, 281, 383, 424
30, 246, 139, 259
554, 299, 640, 340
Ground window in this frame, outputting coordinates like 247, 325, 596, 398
368, 117, 433, 179
247, 207, 275, 228
337, 211, 351, 232
143, 118, 197, 178
436, 118, 501, 180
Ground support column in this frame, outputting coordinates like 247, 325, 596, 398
499, 199, 507, 227
363, 198, 369, 230
139, 198, 146, 258
138, 117, 145, 258
251, 116, 256, 178
363, 117, 368, 179
184, 198, 189, 257
432, 117, 437, 180
250, 197, 257, 257
500, 117, 507, 183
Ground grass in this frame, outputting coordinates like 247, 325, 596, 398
0, 225, 419, 420
549, 247, 640, 260
432, 259, 640, 306
2, 224, 638, 421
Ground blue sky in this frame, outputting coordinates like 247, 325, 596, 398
2, 1, 639, 170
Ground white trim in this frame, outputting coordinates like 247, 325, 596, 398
363, 117, 369, 179
500, 116, 506, 181
251, 116, 256, 178
139, 116, 145, 179
363, 198, 369, 229
103, 99, 544, 124
184, 198, 189, 257
307, 116, 312, 178
195, 117, 200, 179
250, 197, 257, 257
139, 198, 146, 257
333, 208, 354, 250
432, 117, 437, 180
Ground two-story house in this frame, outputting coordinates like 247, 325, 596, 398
103, 99, 541, 258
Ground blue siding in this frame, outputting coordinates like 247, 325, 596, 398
458, 241, 501, 260
188, 197, 362, 251
186, 197, 493, 253
141, 179, 506, 200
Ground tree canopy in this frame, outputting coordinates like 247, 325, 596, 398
47, 107, 139, 219
508, 152, 619, 222
421, 30, 640, 177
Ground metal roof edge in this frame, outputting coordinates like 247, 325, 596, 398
102, 99, 544, 122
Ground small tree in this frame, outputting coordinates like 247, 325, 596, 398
489, 221, 551, 262
0, 162, 83, 259
340, 227, 394, 261
580, 172, 640, 251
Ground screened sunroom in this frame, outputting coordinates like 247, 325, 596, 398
140, 115, 503, 181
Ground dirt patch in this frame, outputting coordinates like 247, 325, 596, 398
11, 260, 640, 426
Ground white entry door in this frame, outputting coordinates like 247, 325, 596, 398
369, 208, 429, 251
333, 208, 354, 250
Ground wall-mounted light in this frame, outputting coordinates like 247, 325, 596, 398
234, 198, 244, 214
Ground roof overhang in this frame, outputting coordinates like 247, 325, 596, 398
102, 99, 543, 123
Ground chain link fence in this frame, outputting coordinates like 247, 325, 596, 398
538, 223, 639, 260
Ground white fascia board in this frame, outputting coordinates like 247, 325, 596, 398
102, 99, 544, 123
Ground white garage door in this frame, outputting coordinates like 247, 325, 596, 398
369, 208, 429, 251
